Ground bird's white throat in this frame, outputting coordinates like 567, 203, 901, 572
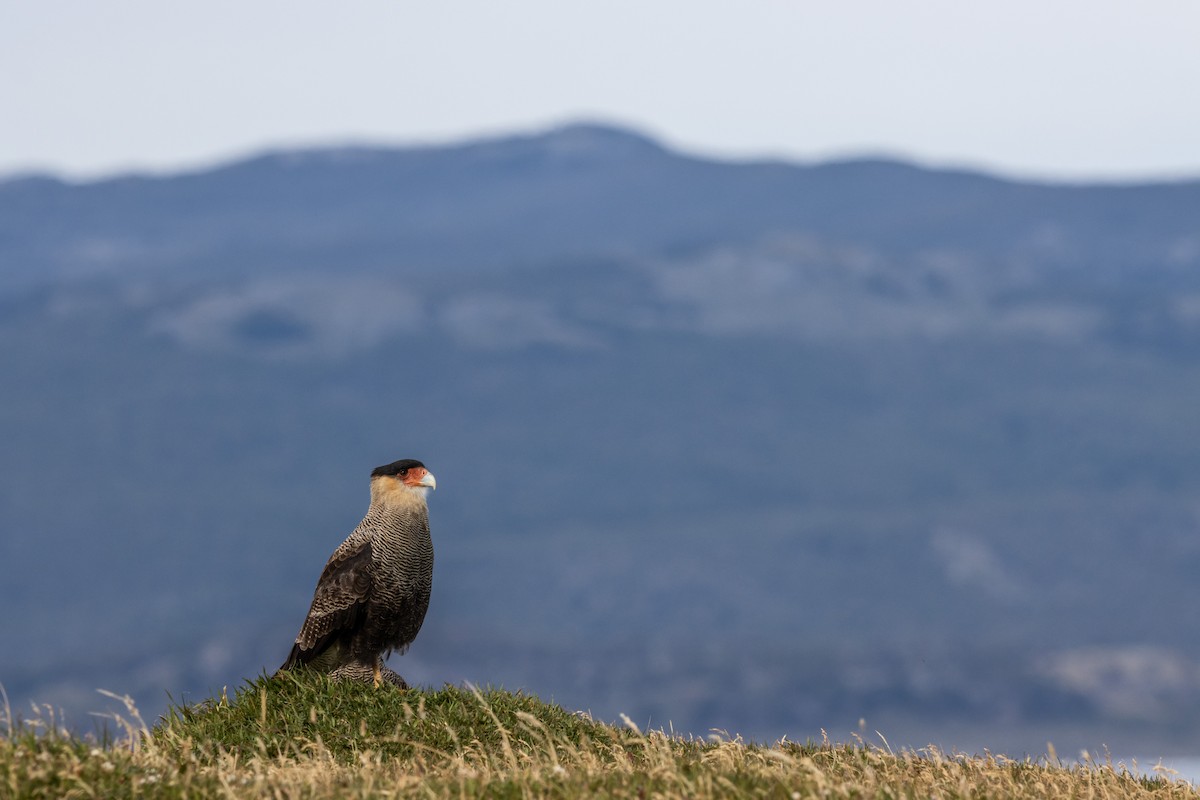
370, 477, 431, 509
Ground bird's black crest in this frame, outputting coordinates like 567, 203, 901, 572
371, 459, 426, 478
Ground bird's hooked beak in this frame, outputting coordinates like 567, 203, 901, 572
419, 471, 437, 491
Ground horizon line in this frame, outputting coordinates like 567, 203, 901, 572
3, 119, 1198, 189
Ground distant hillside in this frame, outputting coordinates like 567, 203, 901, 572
2, 123, 1200, 755
4, 123, 1199, 288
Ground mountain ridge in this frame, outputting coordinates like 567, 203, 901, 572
9, 121, 1200, 188
4, 122, 1200, 292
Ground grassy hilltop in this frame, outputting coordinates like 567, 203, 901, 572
2, 675, 1197, 799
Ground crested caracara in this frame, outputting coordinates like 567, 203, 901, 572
278, 459, 436, 687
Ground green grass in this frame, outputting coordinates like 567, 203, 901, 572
3, 675, 1198, 799
155, 671, 630, 764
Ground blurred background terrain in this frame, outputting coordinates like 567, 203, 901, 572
2, 123, 1199, 756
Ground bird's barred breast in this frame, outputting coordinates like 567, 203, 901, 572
363, 504, 434, 648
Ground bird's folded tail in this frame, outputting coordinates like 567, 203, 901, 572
277, 643, 305, 674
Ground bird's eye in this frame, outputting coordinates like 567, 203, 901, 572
398, 469, 408, 476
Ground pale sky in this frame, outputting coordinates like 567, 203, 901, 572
2, 1, 1199, 181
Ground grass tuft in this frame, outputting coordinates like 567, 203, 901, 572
154, 671, 623, 765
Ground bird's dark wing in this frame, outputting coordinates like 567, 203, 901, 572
280, 540, 374, 669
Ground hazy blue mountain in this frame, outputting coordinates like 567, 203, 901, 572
2, 124, 1200, 754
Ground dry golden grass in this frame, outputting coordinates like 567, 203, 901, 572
3, 678, 1198, 799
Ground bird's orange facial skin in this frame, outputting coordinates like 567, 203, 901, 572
401, 467, 430, 487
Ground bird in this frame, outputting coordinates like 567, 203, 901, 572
277, 458, 436, 688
